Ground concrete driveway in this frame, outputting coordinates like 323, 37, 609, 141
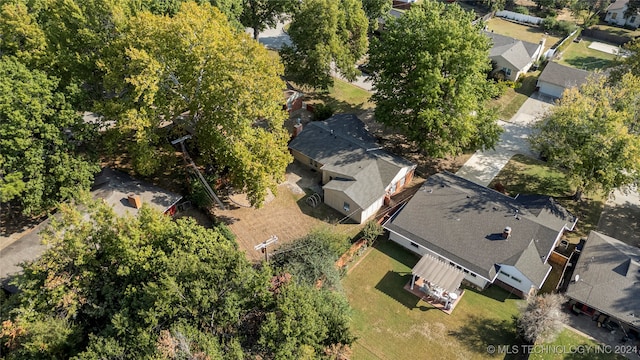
456, 92, 555, 186
246, 21, 291, 50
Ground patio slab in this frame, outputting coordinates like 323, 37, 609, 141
403, 280, 465, 315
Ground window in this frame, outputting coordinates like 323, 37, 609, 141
502, 67, 512, 76
510, 275, 522, 283
343, 202, 350, 212
389, 182, 397, 194
631, 16, 637, 23
309, 158, 313, 165
410, 241, 419, 249
499, 270, 509, 276
612, 12, 618, 19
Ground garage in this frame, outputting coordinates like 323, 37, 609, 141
536, 61, 589, 99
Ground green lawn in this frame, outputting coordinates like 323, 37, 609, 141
307, 77, 373, 114
491, 73, 539, 120
488, 154, 605, 241
486, 18, 563, 53
556, 39, 617, 71
530, 329, 625, 360
343, 239, 523, 360
589, 24, 640, 39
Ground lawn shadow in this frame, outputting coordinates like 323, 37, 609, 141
448, 314, 518, 356
465, 285, 521, 303
563, 56, 614, 71
374, 270, 420, 309
373, 238, 421, 269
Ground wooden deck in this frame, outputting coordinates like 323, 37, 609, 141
403, 279, 465, 315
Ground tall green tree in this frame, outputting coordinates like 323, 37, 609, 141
362, 0, 391, 32
240, 0, 298, 40
0, 58, 98, 215
610, 39, 640, 84
570, 0, 609, 27
100, 2, 292, 206
624, 0, 640, 19
0, 2, 47, 67
530, 74, 640, 200
0, 200, 354, 359
281, 0, 369, 90
368, 1, 501, 157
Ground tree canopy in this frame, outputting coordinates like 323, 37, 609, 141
99, 2, 292, 206
280, 0, 369, 90
0, 201, 354, 359
610, 39, 640, 84
0, 57, 98, 215
517, 294, 568, 343
530, 73, 640, 199
240, 0, 298, 39
368, 1, 501, 157
361, 0, 391, 32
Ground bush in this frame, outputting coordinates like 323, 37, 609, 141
542, 16, 558, 32
362, 221, 383, 246
514, 6, 529, 14
313, 103, 335, 121
557, 20, 577, 36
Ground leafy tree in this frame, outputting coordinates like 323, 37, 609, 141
271, 227, 349, 290
517, 293, 568, 343
280, 0, 369, 90
362, 220, 383, 245
0, 57, 98, 215
1, 200, 354, 358
610, 39, 640, 84
368, 1, 502, 157
625, 0, 640, 19
100, 2, 292, 207
362, 0, 391, 32
0, 2, 47, 67
570, 0, 608, 27
240, 0, 298, 40
483, 0, 507, 11
530, 74, 640, 200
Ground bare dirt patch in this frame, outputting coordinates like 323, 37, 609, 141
212, 163, 359, 262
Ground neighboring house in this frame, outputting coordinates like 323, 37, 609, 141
536, 61, 589, 99
485, 31, 545, 81
565, 231, 640, 334
1, 168, 183, 292
288, 114, 416, 224
605, 0, 640, 28
384, 172, 577, 298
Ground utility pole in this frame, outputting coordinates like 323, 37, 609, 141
254, 235, 278, 262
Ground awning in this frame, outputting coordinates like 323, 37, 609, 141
412, 254, 465, 294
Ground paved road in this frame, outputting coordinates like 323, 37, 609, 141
456, 92, 555, 186
246, 21, 291, 50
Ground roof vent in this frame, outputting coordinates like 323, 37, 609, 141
502, 226, 512, 239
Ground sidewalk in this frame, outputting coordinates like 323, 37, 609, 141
456, 93, 554, 186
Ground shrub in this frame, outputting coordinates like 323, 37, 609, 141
557, 20, 577, 36
362, 221, 383, 246
313, 103, 335, 121
542, 16, 558, 32
514, 6, 529, 14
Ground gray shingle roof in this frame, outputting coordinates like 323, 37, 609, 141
537, 61, 589, 89
608, 0, 629, 11
289, 114, 414, 210
384, 172, 574, 283
484, 31, 540, 71
565, 231, 640, 327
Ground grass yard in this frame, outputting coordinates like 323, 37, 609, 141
488, 154, 605, 241
491, 73, 539, 120
307, 78, 374, 114
486, 18, 563, 53
590, 24, 640, 39
556, 39, 617, 71
343, 239, 523, 360
530, 329, 626, 360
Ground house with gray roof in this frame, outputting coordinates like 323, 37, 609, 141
384, 172, 577, 298
1, 168, 182, 292
288, 114, 416, 224
565, 231, 640, 332
536, 62, 589, 98
485, 31, 544, 81
605, 0, 640, 28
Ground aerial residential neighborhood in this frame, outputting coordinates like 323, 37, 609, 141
1, 0, 640, 359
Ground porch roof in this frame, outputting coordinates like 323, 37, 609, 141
412, 254, 465, 294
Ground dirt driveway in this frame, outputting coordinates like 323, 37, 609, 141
213, 162, 358, 262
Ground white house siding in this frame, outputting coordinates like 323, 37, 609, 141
496, 264, 540, 295
605, 8, 640, 28
492, 57, 519, 81
537, 81, 565, 98
387, 231, 491, 289
385, 167, 413, 195
360, 196, 384, 223
323, 188, 365, 223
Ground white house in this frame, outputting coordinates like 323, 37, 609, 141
605, 0, 640, 28
384, 172, 578, 298
485, 31, 545, 81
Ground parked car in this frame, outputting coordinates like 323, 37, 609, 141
575, 238, 587, 253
